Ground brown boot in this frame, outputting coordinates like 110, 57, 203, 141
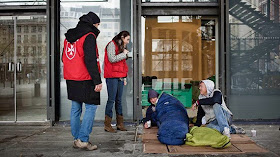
104, 115, 117, 133
116, 115, 127, 131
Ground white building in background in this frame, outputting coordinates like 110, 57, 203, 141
0, 16, 47, 83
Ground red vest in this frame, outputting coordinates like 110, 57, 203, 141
104, 41, 128, 78
63, 32, 100, 81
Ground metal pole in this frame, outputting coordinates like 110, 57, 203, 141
14, 16, 17, 122
267, 0, 271, 19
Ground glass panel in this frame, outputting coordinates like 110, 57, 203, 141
142, 16, 216, 108
60, 0, 133, 121
0, 16, 15, 121
61, 0, 107, 2
229, 0, 280, 119
142, 0, 218, 2
15, 16, 47, 121
0, 0, 46, 5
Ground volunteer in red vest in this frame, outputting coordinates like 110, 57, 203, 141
104, 31, 130, 133
62, 12, 102, 151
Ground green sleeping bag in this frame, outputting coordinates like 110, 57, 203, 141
185, 126, 231, 148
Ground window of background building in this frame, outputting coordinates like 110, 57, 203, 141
38, 46, 42, 56
38, 34, 42, 43
24, 46, 29, 56
103, 23, 107, 29
107, 23, 112, 29
17, 35, 21, 43
24, 35, 28, 43
31, 35, 36, 43
114, 22, 119, 30
32, 46, 36, 56
31, 26, 36, 33
24, 26, 29, 33
17, 46, 21, 55
38, 26, 42, 32
3, 29, 7, 35
17, 26, 21, 33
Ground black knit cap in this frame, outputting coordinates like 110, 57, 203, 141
148, 89, 159, 103
79, 12, 100, 25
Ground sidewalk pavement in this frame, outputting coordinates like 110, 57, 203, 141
0, 123, 279, 157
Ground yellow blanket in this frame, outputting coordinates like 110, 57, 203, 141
185, 126, 231, 148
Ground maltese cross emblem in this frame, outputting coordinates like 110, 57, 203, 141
66, 42, 76, 60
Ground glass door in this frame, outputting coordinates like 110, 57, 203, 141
0, 16, 15, 121
0, 16, 47, 122
141, 16, 217, 107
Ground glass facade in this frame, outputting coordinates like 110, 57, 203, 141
142, 0, 217, 2
228, 0, 280, 119
141, 16, 217, 108
0, 0, 279, 122
60, 0, 133, 121
0, 16, 47, 121
0, 0, 46, 5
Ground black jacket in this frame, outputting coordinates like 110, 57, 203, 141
64, 20, 102, 105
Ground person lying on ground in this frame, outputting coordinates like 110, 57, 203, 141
142, 89, 189, 145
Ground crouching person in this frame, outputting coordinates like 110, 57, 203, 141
192, 80, 245, 139
142, 89, 158, 129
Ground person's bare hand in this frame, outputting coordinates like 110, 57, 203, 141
192, 103, 197, 111
123, 49, 129, 55
124, 80, 127, 86
94, 83, 102, 92
144, 122, 149, 129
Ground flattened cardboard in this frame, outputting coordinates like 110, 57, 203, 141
142, 128, 268, 154
143, 142, 168, 154
143, 127, 158, 134
167, 144, 241, 154
230, 134, 254, 144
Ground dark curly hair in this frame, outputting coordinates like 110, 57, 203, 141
112, 31, 130, 53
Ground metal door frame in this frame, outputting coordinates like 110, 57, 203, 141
133, 0, 225, 122
0, 7, 49, 123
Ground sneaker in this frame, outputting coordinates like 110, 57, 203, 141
235, 127, 246, 134
223, 127, 231, 139
231, 125, 246, 134
73, 140, 79, 149
76, 139, 98, 151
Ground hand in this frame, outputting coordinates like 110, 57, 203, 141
94, 83, 102, 92
123, 49, 129, 55
124, 80, 127, 86
192, 103, 197, 111
127, 52, 133, 58
144, 122, 149, 129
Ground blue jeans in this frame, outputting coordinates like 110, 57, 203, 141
105, 78, 124, 118
70, 101, 98, 142
207, 103, 236, 134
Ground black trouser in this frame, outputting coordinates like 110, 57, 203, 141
194, 105, 205, 127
